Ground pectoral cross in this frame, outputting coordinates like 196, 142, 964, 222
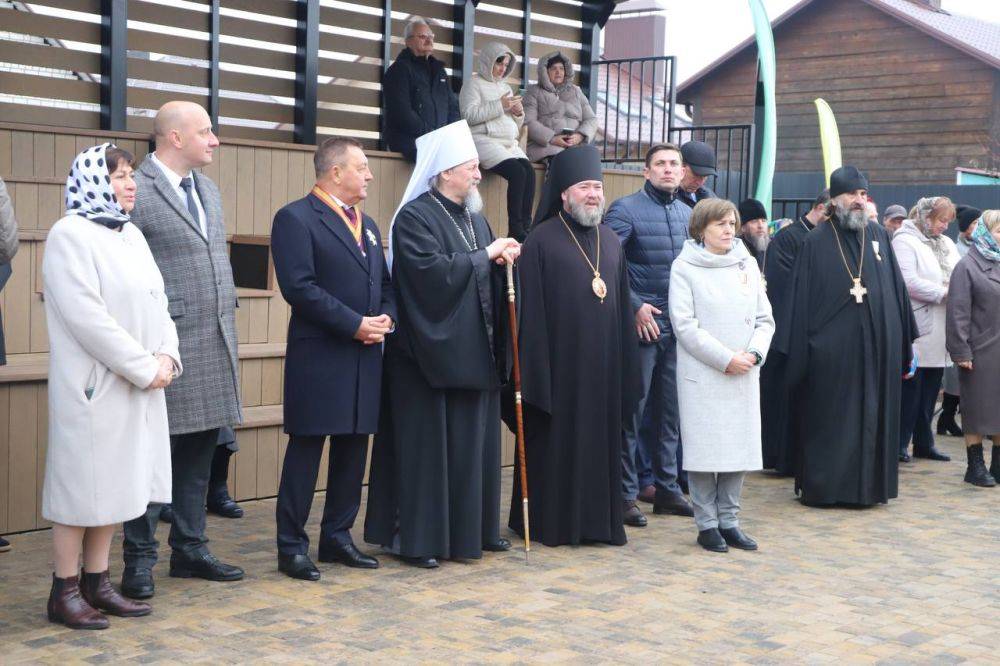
850, 278, 867, 304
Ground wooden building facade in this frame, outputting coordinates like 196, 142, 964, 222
676, 0, 1000, 185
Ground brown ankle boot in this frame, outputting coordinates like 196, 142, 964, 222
47, 573, 109, 629
81, 570, 152, 617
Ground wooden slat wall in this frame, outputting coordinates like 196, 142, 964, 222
679, 0, 997, 185
0, 122, 645, 534
127, 0, 213, 135
0, 0, 103, 130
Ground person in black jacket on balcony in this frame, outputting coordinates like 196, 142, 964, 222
382, 17, 461, 162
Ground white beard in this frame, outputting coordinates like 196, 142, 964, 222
836, 202, 867, 231
464, 186, 483, 214
746, 232, 770, 254
569, 200, 604, 227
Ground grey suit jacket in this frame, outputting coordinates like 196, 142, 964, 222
132, 157, 242, 434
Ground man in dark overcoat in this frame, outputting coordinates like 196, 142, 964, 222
270, 138, 396, 581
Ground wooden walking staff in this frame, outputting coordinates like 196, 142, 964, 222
505, 261, 531, 561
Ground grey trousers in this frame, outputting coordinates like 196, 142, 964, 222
621, 332, 683, 500
688, 471, 746, 531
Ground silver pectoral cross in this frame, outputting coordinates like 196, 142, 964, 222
850, 278, 867, 304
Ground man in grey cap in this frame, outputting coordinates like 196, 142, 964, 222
677, 141, 718, 209
882, 204, 906, 235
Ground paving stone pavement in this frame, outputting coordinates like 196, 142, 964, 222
0, 434, 997, 663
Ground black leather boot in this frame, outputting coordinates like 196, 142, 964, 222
990, 444, 1000, 483
936, 393, 963, 436
206, 447, 243, 518
964, 444, 996, 488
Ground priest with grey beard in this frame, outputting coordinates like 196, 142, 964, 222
738, 198, 770, 270
774, 166, 917, 507
364, 121, 520, 568
508, 145, 641, 546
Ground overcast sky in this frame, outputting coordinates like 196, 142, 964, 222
664, 0, 1000, 85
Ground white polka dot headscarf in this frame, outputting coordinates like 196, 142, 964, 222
64, 142, 130, 229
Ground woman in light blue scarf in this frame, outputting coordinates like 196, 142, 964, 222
970, 213, 1000, 262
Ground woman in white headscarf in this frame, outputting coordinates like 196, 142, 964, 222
891, 196, 960, 463
42, 144, 181, 629
459, 42, 534, 241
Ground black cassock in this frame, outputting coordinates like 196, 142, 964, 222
774, 216, 916, 506
507, 213, 640, 546
364, 191, 509, 560
760, 216, 814, 475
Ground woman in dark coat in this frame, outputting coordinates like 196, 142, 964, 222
946, 210, 1000, 487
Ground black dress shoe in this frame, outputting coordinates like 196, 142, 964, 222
719, 526, 758, 550
483, 538, 512, 552
169, 551, 244, 581
696, 528, 728, 553
158, 504, 174, 524
623, 500, 647, 527
398, 555, 439, 569
318, 542, 379, 569
206, 490, 244, 519
937, 419, 964, 437
913, 447, 951, 462
121, 566, 154, 599
653, 492, 695, 517
278, 553, 320, 581
899, 451, 912, 463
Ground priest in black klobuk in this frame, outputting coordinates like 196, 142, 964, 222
760, 188, 828, 476
774, 166, 916, 506
363, 121, 521, 568
507, 145, 641, 546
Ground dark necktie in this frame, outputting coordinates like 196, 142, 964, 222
178, 177, 202, 231
344, 206, 364, 254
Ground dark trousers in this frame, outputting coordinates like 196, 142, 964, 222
899, 367, 944, 455
489, 158, 535, 241
208, 446, 233, 498
621, 332, 683, 501
275, 434, 369, 556
123, 428, 220, 568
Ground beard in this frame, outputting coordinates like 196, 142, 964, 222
745, 232, 769, 254
463, 185, 483, 214
568, 199, 605, 227
835, 201, 867, 231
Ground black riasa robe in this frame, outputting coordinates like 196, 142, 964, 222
363, 191, 509, 560
508, 213, 640, 546
760, 216, 814, 475
774, 217, 916, 506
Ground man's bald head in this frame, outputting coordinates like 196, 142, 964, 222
152, 101, 219, 173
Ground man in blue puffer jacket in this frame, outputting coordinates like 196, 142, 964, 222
607, 143, 694, 527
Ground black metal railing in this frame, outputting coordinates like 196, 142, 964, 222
668, 124, 755, 204
772, 198, 813, 222
591, 56, 677, 164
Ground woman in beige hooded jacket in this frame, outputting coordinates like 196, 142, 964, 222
523, 51, 598, 163
460, 42, 534, 240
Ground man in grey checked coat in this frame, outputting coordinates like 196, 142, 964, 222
122, 101, 244, 599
